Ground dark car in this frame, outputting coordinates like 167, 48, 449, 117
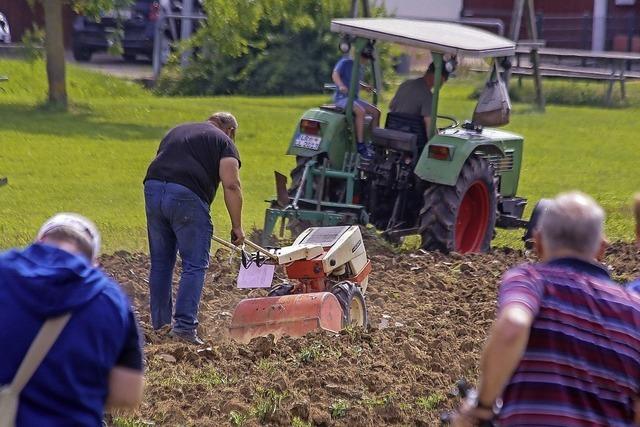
72, 0, 201, 62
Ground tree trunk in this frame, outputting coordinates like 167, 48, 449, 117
42, 0, 67, 108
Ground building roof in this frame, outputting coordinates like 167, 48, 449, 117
330, 18, 515, 57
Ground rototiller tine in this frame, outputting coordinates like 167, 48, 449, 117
214, 226, 371, 343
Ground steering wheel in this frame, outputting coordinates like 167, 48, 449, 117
437, 115, 459, 131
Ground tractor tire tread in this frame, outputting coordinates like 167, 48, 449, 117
418, 156, 498, 253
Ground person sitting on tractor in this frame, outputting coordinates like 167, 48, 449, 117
331, 45, 380, 159
389, 61, 450, 138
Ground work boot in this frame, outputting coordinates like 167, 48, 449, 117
357, 142, 374, 160
168, 330, 205, 345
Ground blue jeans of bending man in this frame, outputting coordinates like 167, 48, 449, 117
144, 180, 212, 336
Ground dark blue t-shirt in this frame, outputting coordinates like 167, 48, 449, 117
333, 57, 363, 102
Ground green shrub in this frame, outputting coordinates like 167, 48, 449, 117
156, 0, 395, 96
20, 25, 45, 62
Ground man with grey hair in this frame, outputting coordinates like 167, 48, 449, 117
453, 192, 640, 426
0, 213, 143, 425
144, 112, 244, 344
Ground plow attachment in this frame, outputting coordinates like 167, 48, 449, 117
229, 292, 343, 343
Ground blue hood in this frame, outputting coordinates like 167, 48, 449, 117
0, 243, 108, 317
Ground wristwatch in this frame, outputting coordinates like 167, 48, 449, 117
465, 389, 501, 414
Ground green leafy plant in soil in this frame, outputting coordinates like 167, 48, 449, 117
330, 399, 350, 419
416, 392, 447, 411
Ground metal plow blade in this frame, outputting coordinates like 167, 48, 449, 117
228, 292, 343, 344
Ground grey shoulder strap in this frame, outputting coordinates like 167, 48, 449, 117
9, 313, 71, 393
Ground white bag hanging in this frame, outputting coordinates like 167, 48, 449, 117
473, 60, 512, 127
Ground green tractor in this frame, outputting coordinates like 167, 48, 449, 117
263, 18, 532, 253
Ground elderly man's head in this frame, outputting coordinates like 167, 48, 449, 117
208, 112, 238, 141
36, 213, 101, 264
535, 191, 605, 261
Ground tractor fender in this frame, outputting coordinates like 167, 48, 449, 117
414, 133, 506, 186
286, 108, 350, 169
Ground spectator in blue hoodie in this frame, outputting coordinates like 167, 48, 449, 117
0, 213, 144, 426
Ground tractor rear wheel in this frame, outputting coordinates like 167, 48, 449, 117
419, 156, 497, 254
331, 282, 368, 328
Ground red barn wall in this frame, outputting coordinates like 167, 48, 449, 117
462, 0, 640, 50
0, 0, 75, 47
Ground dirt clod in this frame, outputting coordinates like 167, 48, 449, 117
100, 239, 640, 426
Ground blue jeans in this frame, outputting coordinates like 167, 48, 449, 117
144, 180, 212, 335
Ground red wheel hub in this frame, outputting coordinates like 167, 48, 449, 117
455, 180, 490, 253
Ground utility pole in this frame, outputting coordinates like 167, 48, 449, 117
350, 0, 382, 94
508, 0, 545, 111
180, 0, 194, 67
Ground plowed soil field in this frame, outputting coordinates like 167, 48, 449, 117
101, 237, 639, 427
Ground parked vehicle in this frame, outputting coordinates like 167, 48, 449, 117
0, 12, 11, 44
72, 0, 202, 62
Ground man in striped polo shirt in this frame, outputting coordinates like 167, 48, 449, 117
454, 192, 640, 426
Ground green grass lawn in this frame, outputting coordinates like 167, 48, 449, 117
0, 59, 639, 253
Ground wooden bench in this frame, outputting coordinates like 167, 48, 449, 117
513, 47, 640, 105
511, 64, 637, 80
511, 65, 631, 105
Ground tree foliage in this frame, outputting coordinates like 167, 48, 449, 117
157, 0, 393, 96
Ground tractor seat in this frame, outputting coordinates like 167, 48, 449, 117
372, 128, 418, 156
385, 112, 427, 152
320, 104, 344, 113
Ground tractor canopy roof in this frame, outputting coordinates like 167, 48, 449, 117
331, 18, 515, 58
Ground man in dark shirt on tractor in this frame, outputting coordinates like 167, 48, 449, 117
389, 62, 449, 138
453, 191, 640, 426
144, 112, 244, 345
